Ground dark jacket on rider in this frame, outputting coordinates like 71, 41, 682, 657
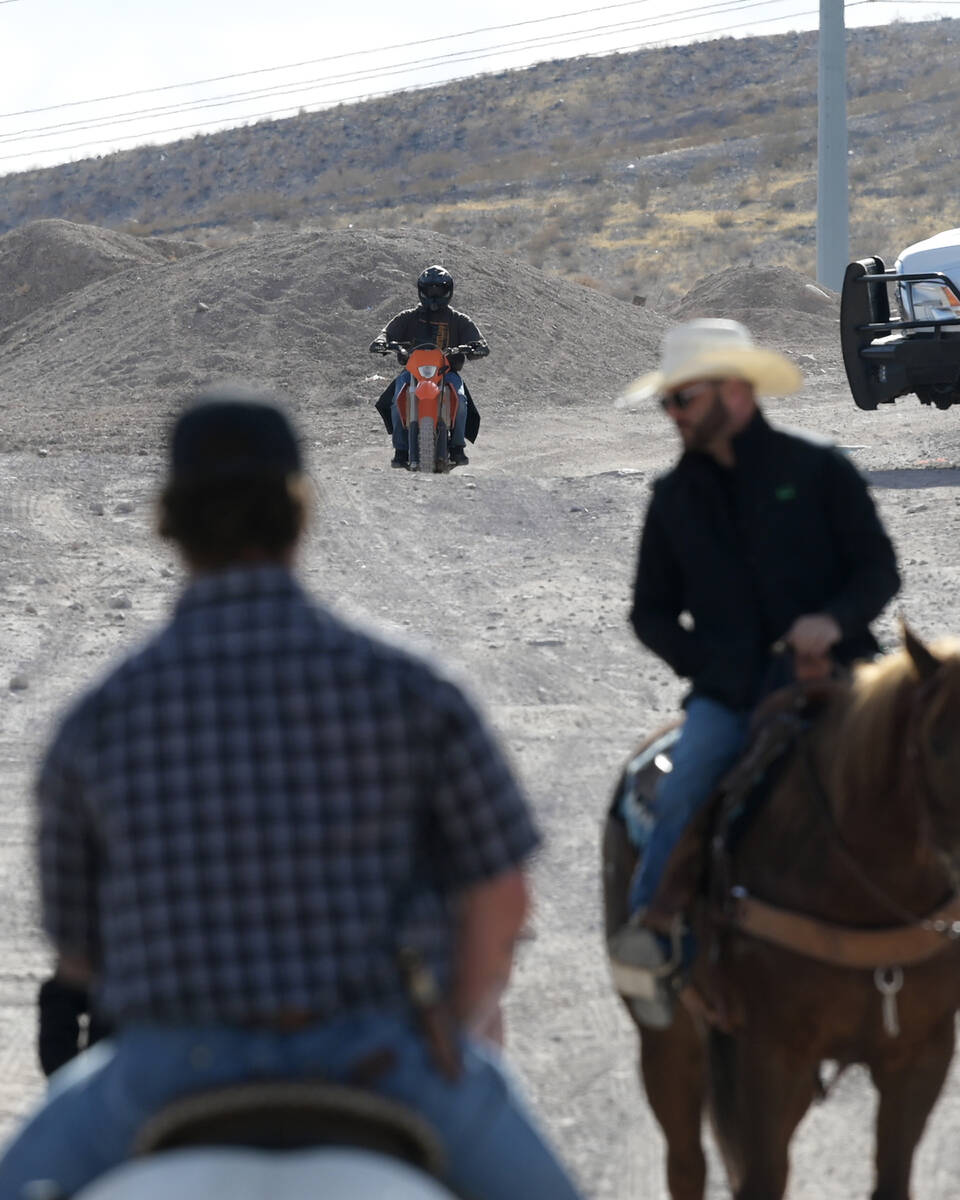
371, 304, 488, 441
374, 304, 488, 367
630, 412, 900, 711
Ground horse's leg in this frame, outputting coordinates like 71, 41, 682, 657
603, 791, 705, 1197
721, 1036, 818, 1200
706, 1029, 746, 1192
869, 1015, 955, 1200
639, 1008, 707, 1200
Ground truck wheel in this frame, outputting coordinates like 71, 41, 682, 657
841, 258, 885, 410
917, 386, 958, 410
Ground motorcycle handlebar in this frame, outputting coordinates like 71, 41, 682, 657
371, 340, 488, 362
448, 343, 489, 359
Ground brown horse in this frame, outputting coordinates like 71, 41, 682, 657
603, 628, 960, 1200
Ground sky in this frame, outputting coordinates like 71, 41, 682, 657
2, 0, 958, 175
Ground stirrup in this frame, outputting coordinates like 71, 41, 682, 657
662, 915, 689, 975
608, 915, 687, 998
633, 912, 689, 977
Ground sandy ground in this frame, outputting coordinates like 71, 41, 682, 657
2, 222, 960, 1197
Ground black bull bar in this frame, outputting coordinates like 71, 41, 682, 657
840, 256, 960, 409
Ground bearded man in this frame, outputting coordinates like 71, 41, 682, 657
608, 319, 900, 1026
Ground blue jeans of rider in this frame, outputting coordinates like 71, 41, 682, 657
626, 695, 751, 915
0, 1008, 584, 1200
392, 371, 468, 453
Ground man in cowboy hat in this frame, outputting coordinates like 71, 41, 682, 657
608, 319, 900, 1026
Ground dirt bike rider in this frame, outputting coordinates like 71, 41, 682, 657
370, 265, 488, 468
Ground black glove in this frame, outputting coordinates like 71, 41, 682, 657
369, 339, 387, 355
37, 974, 115, 1077
467, 343, 489, 360
38, 976, 86, 1076
447, 351, 465, 372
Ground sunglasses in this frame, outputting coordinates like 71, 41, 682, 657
659, 381, 721, 412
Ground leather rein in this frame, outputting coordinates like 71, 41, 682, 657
728, 889, 960, 969
719, 694, 960, 971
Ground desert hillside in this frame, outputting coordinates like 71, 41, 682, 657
2, 19, 959, 303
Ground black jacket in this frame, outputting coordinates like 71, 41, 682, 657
372, 304, 487, 442
630, 413, 900, 710
375, 304, 487, 360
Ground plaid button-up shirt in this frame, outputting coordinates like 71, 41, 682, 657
37, 566, 539, 1025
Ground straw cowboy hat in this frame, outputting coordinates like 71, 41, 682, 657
617, 318, 803, 409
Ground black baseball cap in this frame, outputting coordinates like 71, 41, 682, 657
169, 394, 302, 485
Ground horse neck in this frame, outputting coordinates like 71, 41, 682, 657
815, 686, 949, 904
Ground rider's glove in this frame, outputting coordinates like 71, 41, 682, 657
467, 343, 489, 360
369, 339, 387, 355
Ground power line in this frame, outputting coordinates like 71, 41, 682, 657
0, 1, 873, 164
0, 0, 899, 166
0, 0, 734, 119
0, 0, 789, 144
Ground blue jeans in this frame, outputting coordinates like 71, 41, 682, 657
627, 695, 750, 914
392, 372, 467, 452
0, 1010, 583, 1200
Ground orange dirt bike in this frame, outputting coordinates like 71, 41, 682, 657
381, 341, 481, 473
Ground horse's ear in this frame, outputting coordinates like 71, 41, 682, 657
901, 617, 941, 682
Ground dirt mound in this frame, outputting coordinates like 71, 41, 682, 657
0, 220, 202, 332
670, 265, 840, 348
0, 224, 667, 451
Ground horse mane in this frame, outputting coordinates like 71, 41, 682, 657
828, 639, 960, 817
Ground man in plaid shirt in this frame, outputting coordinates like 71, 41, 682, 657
0, 393, 583, 1200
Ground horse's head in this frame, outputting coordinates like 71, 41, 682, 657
902, 623, 960, 856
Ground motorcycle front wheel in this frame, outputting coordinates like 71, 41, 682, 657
435, 421, 449, 472
417, 415, 436, 474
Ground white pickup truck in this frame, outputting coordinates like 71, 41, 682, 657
841, 229, 960, 409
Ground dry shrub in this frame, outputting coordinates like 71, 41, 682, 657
689, 159, 719, 186
759, 132, 805, 170
726, 234, 757, 262
526, 220, 566, 256
771, 185, 798, 210
736, 183, 759, 208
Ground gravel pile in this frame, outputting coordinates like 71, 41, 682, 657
0, 219, 202, 332
670, 264, 840, 348
0, 222, 667, 450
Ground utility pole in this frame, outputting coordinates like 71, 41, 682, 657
816, 0, 848, 290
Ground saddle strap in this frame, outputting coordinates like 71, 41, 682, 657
729, 890, 960, 969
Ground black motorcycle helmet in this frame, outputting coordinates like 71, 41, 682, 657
417, 265, 454, 312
